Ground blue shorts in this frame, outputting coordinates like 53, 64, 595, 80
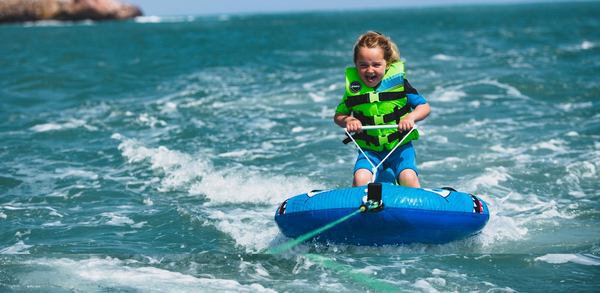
353, 142, 419, 180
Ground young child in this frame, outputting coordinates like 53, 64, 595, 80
334, 31, 431, 188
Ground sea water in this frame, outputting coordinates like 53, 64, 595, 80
1, 2, 599, 292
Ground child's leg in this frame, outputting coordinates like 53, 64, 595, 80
389, 143, 421, 188
352, 150, 381, 187
353, 169, 373, 186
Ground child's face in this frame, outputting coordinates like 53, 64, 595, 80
355, 47, 387, 88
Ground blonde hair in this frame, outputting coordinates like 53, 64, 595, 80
353, 31, 400, 65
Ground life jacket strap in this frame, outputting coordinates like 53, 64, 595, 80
344, 91, 405, 108
352, 104, 410, 126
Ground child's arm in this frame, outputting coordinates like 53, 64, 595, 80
398, 79, 431, 131
334, 113, 363, 132
398, 103, 430, 132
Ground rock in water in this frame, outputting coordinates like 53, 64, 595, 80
0, 0, 143, 23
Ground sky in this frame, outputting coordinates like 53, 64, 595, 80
125, 0, 572, 16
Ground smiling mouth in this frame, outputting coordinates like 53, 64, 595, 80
365, 74, 378, 83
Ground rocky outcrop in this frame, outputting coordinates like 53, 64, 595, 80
0, 0, 143, 23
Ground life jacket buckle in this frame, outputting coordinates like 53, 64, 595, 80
368, 92, 380, 103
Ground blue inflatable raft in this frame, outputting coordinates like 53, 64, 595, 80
274, 183, 490, 245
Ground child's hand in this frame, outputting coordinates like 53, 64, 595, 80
398, 118, 415, 132
345, 117, 363, 132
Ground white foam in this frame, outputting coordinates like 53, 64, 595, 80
309, 92, 327, 102
531, 139, 567, 153
239, 261, 271, 280
430, 88, 467, 102
134, 15, 196, 23
143, 198, 154, 206
557, 160, 598, 198
468, 100, 481, 108
535, 254, 600, 266
556, 102, 593, 111
568, 160, 597, 178
23, 20, 94, 27
431, 268, 466, 279
135, 16, 162, 23
476, 185, 581, 249
465, 166, 511, 190
55, 168, 99, 180
42, 220, 64, 227
30, 119, 96, 132
113, 133, 324, 251
0, 241, 33, 254
160, 101, 178, 114
429, 78, 527, 103
113, 135, 209, 192
427, 135, 449, 144
190, 171, 319, 205
23, 257, 275, 292
137, 113, 167, 128
421, 157, 460, 170
248, 118, 277, 130
101, 212, 135, 226
413, 278, 440, 293
218, 149, 251, 158
205, 208, 278, 252
114, 133, 321, 205
479, 210, 529, 247
566, 131, 579, 137
580, 40, 595, 50
479, 79, 526, 98
432, 54, 455, 61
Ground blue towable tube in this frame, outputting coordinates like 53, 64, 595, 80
274, 183, 490, 245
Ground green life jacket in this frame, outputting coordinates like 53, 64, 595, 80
343, 61, 419, 152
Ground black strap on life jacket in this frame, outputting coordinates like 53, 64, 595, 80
352, 104, 411, 126
342, 129, 407, 146
344, 91, 405, 108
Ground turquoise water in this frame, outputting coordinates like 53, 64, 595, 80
1, 2, 600, 292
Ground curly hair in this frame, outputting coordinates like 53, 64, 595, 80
353, 31, 400, 65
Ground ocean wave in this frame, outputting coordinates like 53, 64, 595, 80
562, 40, 598, 52
113, 133, 323, 205
100, 212, 136, 227
530, 139, 568, 153
22, 19, 94, 27
535, 254, 600, 266
556, 102, 593, 112
19, 257, 275, 292
30, 119, 97, 133
54, 168, 99, 180
134, 15, 196, 24
431, 54, 456, 61
0, 240, 33, 255
429, 78, 528, 103
421, 156, 460, 170
464, 166, 511, 190
204, 208, 279, 252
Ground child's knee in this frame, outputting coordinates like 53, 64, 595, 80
353, 169, 372, 186
398, 169, 420, 187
